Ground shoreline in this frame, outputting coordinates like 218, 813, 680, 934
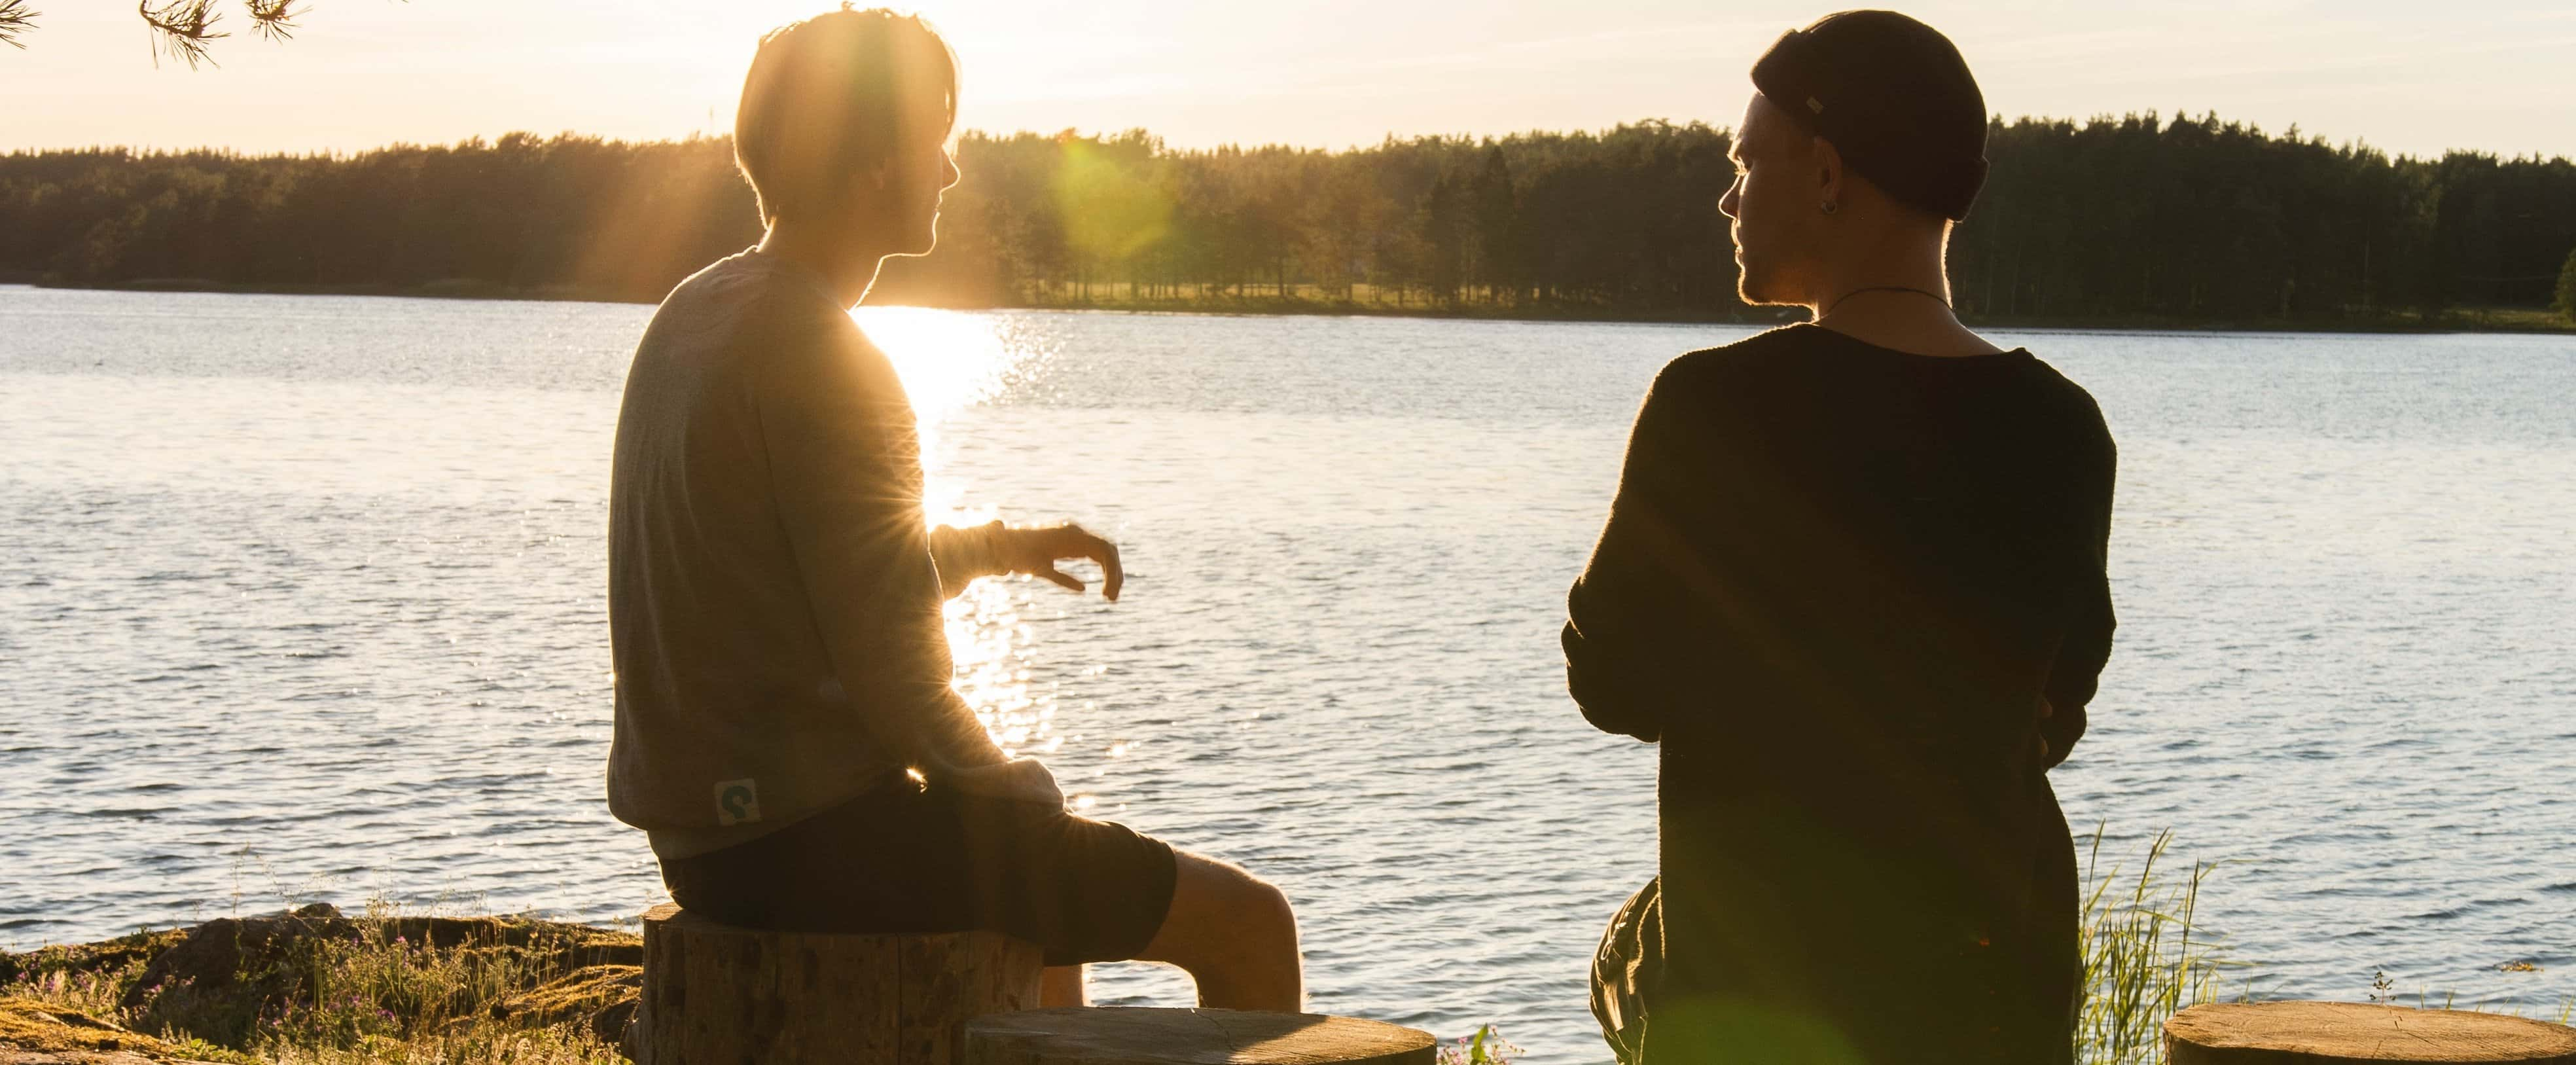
22, 278, 2575, 336
4, 902, 2567, 1065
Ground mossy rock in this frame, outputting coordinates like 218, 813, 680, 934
116, 905, 639, 1051
0, 931, 192, 990
474, 964, 641, 1047
0, 996, 251, 1062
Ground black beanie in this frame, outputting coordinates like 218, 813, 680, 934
1749, 10, 1989, 221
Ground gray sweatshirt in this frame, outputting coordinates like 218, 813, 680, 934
605, 249, 1015, 859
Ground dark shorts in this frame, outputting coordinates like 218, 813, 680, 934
658, 778, 1179, 967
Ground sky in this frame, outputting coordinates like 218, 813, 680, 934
6, 0, 2573, 160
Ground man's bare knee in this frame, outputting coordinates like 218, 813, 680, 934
1137, 851, 1302, 1010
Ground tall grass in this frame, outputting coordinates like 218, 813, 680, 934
232, 901, 626, 1065
2075, 826, 2232, 1065
4, 900, 629, 1065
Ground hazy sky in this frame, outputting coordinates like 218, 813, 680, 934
8, 0, 2573, 159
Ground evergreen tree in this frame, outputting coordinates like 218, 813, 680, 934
2555, 247, 2576, 323
4, 115, 2570, 327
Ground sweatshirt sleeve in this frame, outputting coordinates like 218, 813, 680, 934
2039, 407, 2117, 767
1563, 361, 1713, 743
750, 309, 1007, 770
927, 520, 1005, 600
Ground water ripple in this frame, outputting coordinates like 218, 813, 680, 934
3, 287, 2573, 1059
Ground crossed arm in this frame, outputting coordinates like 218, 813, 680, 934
1565, 361, 2115, 768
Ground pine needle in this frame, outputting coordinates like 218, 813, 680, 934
0, 1, 38, 50
138, 0, 226, 69
245, 0, 303, 43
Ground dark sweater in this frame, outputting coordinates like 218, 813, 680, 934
607, 250, 1005, 859
1565, 324, 2115, 1062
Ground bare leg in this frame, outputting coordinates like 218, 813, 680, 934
1041, 964, 1086, 1008
1131, 850, 1302, 1011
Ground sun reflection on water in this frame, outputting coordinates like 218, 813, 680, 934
850, 306, 1072, 763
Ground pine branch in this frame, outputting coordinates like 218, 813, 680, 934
0, 0, 38, 50
9, 1, 399, 61
245, 0, 303, 43
139, 0, 226, 69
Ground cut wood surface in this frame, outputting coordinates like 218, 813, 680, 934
965, 1007, 1437, 1065
635, 903, 1043, 1065
2166, 1002, 2576, 1064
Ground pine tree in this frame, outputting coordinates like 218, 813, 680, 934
2555, 247, 2576, 324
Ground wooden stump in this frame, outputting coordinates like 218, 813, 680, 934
965, 1007, 1437, 1065
2166, 1002, 2576, 1064
636, 903, 1043, 1065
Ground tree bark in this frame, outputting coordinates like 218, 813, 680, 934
637, 904, 1043, 1065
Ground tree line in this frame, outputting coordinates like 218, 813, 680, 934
5, 114, 2573, 326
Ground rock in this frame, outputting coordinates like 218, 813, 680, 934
0, 932, 191, 991
0, 1051, 171, 1065
7, 910, 645, 1057
0, 997, 206, 1063
471, 964, 642, 1050
115, 909, 641, 1049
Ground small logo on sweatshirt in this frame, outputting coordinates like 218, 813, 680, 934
715, 778, 761, 826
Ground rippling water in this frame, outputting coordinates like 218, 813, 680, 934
3, 284, 2571, 1060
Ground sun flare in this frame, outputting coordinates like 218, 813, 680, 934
850, 305, 1051, 521
853, 304, 1067, 759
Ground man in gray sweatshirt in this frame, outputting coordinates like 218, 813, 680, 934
605, 7, 1300, 1010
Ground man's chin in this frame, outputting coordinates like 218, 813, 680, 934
1736, 280, 1788, 307
1733, 268, 1808, 308
889, 229, 939, 259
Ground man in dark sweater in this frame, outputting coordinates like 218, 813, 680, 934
607, 9, 1299, 1011
1567, 11, 2115, 1063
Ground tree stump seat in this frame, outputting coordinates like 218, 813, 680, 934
635, 903, 1043, 1065
965, 1007, 1437, 1065
2166, 1002, 2576, 1064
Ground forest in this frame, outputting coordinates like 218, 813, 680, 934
5, 113, 2574, 327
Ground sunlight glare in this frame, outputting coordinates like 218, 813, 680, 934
854, 306, 1084, 782
850, 306, 1052, 520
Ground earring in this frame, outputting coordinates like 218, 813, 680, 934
1820, 200, 1838, 215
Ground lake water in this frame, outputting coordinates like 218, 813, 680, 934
2, 283, 2571, 1060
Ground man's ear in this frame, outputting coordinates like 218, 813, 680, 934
1812, 134, 1845, 209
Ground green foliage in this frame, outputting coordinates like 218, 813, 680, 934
1436, 1024, 1521, 1064
5, 116, 2571, 326
2554, 246, 2576, 322
1961, 115, 2575, 323
2075, 827, 2232, 1065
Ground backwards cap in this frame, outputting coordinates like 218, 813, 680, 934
1750, 10, 1989, 221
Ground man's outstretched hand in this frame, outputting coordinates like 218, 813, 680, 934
995, 522, 1124, 601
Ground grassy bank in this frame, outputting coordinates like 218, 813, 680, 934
1, 831, 2565, 1064
24, 277, 2575, 335
2, 904, 635, 1064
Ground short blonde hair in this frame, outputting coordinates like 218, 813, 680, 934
734, 6, 957, 225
